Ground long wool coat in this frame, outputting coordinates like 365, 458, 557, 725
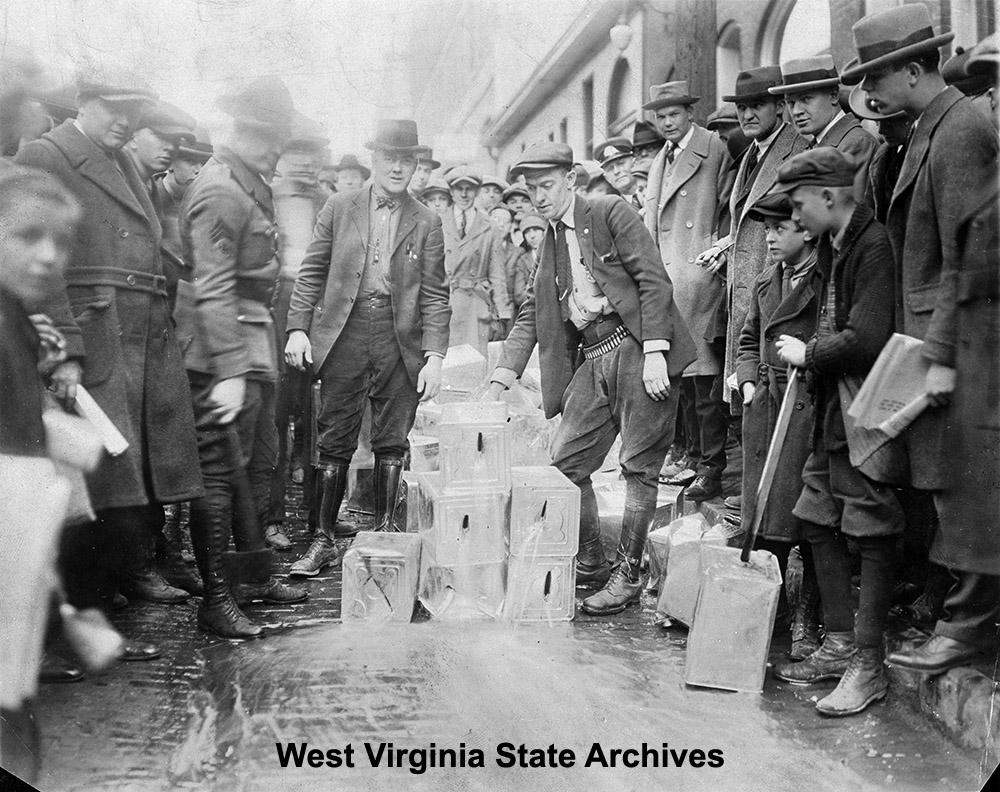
644, 124, 733, 376
16, 121, 203, 511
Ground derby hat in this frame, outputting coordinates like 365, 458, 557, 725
772, 147, 857, 193
509, 142, 575, 177
416, 146, 441, 169
595, 137, 634, 168
841, 5, 954, 83
769, 55, 842, 95
216, 76, 294, 131
747, 192, 795, 222
706, 103, 740, 130
847, 82, 906, 120
446, 164, 482, 188
481, 175, 510, 191
643, 80, 699, 110
333, 153, 371, 181
364, 118, 422, 152
421, 175, 451, 198
139, 101, 196, 141
502, 182, 531, 202
722, 66, 784, 103
632, 120, 661, 148
75, 59, 157, 104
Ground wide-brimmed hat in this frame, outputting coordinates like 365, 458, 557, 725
332, 153, 371, 181
595, 137, 633, 168
769, 55, 842, 95
706, 103, 740, 131
139, 101, 196, 141
847, 83, 906, 120
502, 182, 530, 202
364, 118, 422, 152
216, 76, 294, 133
421, 175, 450, 198
416, 146, 441, 168
632, 120, 661, 148
967, 33, 1000, 76
772, 148, 857, 193
75, 59, 157, 104
721, 66, 784, 103
446, 164, 482, 188
643, 81, 699, 111
841, 5, 954, 84
509, 142, 574, 177
942, 46, 995, 95
481, 175, 510, 191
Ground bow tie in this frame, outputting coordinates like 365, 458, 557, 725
375, 195, 397, 210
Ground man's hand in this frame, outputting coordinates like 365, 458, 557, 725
776, 335, 807, 368
208, 377, 246, 424
742, 381, 755, 406
417, 355, 442, 402
482, 382, 506, 402
695, 245, 727, 276
925, 362, 957, 407
30, 313, 68, 377
284, 330, 313, 371
49, 360, 82, 406
642, 352, 670, 401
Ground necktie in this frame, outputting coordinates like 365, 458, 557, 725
781, 265, 794, 299
553, 221, 573, 322
743, 144, 759, 180
376, 195, 397, 210
665, 144, 675, 165
459, 209, 467, 239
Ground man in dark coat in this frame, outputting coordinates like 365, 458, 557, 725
848, 85, 912, 224
284, 119, 451, 577
485, 141, 697, 616
16, 65, 203, 647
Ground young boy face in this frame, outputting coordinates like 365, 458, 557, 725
505, 194, 533, 214
788, 185, 833, 238
763, 215, 809, 264
523, 227, 544, 250
424, 191, 450, 215
489, 207, 512, 235
0, 195, 79, 304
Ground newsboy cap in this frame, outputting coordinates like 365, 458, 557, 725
706, 103, 740, 131
841, 4, 954, 83
772, 148, 857, 193
139, 101, 196, 141
216, 76, 295, 131
595, 138, 633, 168
502, 182, 531, 202
722, 66, 784, 103
509, 142, 574, 177
769, 55, 842, 95
942, 45, 995, 95
421, 175, 451, 198
747, 192, 795, 222
75, 59, 157, 104
446, 164, 482, 188
518, 212, 547, 233
481, 175, 510, 192
967, 33, 1000, 76
643, 80, 699, 111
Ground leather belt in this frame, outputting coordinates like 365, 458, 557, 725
65, 267, 167, 296
578, 312, 624, 346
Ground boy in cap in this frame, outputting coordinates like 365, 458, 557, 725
422, 175, 451, 215
477, 175, 508, 211
769, 148, 901, 717
502, 182, 533, 216
511, 211, 545, 310
126, 101, 197, 198
485, 141, 697, 615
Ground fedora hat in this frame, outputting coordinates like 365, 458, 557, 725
416, 146, 441, 169
967, 33, 1000, 76
632, 120, 661, 148
721, 66, 784, 103
841, 5, 954, 83
333, 153, 371, 181
942, 45, 995, 94
769, 55, 842, 95
847, 83, 906, 120
643, 80, 699, 110
364, 118, 422, 152
216, 76, 294, 131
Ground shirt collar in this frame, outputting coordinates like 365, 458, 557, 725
815, 110, 846, 145
756, 122, 785, 155
551, 193, 576, 230
670, 125, 695, 154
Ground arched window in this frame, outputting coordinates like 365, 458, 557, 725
716, 22, 743, 106
607, 57, 635, 135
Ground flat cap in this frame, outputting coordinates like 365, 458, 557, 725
421, 175, 451, 197
519, 212, 547, 232
446, 164, 482, 188
706, 103, 740, 130
481, 175, 510, 191
217, 76, 294, 131
139, 101, 196, 140
773, 148, 857, 193
509, 142, 574, 177
747, 192, 795, 222
968, 33, 1000, 75
502, 182, 531, 201
75, 59, 157, 104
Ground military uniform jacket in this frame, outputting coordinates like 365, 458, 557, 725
15, 120, 202, 510
177, 147, 281, 383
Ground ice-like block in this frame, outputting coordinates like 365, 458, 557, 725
438, 402, 511, 491
509, 466, 580, 557
341, 532, 422, 623
685, 547, 782, 693
655, 513, 726, 627
646, 525, 673, 592
418, 556, 506, 621
393, 472, 421, 533
417, 472, 508, 564
412, 400, 443, 436
408, 433, 439, 472
503, 557, 576, 622
506, 403, 557, 465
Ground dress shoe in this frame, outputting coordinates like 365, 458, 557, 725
684, 474, 722, 502
773, 631, 854, 685
575, 559, 612, 589
120, 640, 163, 662
234, 578, 309, 606
39, 652, 85, 683
662, 459, 697, 486
816, 647, 888, 717
111, 592, 130, 612
121, 570, 190, 604
289, 533, 344, 577
886, 634, 989, 674
581, 563, 646, 616
724, 494, 742, 510
197, 598, 264, 640
264, 523, 293, 552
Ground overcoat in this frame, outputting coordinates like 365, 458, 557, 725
496, 194, 697, 419
815, 113, 878, 203
736, 261, 821, 542
644, 124, 733, 376
864, 141, 905, 224
15, 120, 202, 511
883, 86, 999, 490
285, 187, 451, 385
716, 124, 808, 397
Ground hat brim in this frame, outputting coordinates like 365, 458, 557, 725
847, 84, 907, 120
419, 157, 442, 168
841, 32, 955, 83
363, 141, 423, 155
177, 146, 213, 163
767, 77, 842, 95
447, 176, 481, 188
509, 161, 573, 177
91, 92, 156, 104
642, 96, 700, 110
720, 90, 778, 103
598, 151, 632, 167
747, 207, 794, 222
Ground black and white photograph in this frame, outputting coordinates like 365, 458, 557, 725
0, 0, 997, 789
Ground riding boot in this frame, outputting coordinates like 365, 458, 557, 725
790, 558, 822, 661
581, 506, 651, 616
373, 455, 404, 532
290, 464, 351, 577
574, 480, 611, 588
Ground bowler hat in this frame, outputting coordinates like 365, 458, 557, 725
509, 142, 574, 177
595, 138, 633, 168
481, 175, 510, 191
416, 146, 441, 169
216, 77, 295, 131
643, 81, 699, 111
747, 192, 795, 222
502, 183, 530, 202
847, 83, 906, 121
519, 212, 547, 233
841, 5, 954, 83
421, 175, 451, 198
772, 148, 857, 193
364, 118, 422, 152
706, 103, 740, 130
722, 67, 784, 103
942, 46, 995, 95
75, 59, 157, 104
333, 153, 371, 181
632, 120, 661, 149
769, 55, 842, 95
139, 101, 196, 141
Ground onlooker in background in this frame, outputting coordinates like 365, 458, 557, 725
332, 152, 369, 191
422, 174, 451, 216
581, 161, 617, 198
409, 146, 440, 201
631, 119, 663, 170
941, 44, 996, 121
596, 137, 642, 211
967, 33, 1000, 127
848, 85, 912, 224
478, 174, 508, 211
511, 211, 545, 311
125, 101, 196, 198
490, 202, 523, 328
631, 162, 649, 207
705, 103, 742, 143
502, 182, 533, 217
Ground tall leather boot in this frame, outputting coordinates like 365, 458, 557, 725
815, 646, 888, 716
581, 506, 651, 616
189, 487, 263, 640
575, 481, 611, 588
290, 464, 350, 577
373, 456, 404, 532
789, 561, 822, 661
122, 506, 190, 604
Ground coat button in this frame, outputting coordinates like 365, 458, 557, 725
356, 272, 361, 278
237, 314, 246, 321
126, 274, 136, 285
120, 229, 129, 238
795, 400, 805, 410
688, 257, 695, 263
685, 221, 693, 228
765, 332, 773, 342
348, 297, 354, 303
680, 190, 687, 197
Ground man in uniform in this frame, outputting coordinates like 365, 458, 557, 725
595, 137, 642, 210
177, 77, 308, 639
284, 119, 451, 576
485, 142, 696, 616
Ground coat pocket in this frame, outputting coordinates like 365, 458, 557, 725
69, 294, 117, 387
906, 282, 939, 314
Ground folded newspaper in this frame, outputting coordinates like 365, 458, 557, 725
847, 333, 930, 439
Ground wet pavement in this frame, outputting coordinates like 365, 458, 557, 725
30, 490, 989, 792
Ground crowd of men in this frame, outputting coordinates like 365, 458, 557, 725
1, 4, 998, 783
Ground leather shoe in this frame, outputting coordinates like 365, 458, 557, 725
724, 495, 742, 510
39, 652, 85, 683
264, 523, 293, 552
233, 578, 309, 606
685, 474, 722, 502
289, 533, 345, 577
122, 570, 190, 604
886, 634, 989, 674
581, 564, 646, 616
120, 640, 163, 662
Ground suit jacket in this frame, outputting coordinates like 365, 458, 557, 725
285, 187, 450, 386
15, 120, 202, 510
644, 125, 733, 375
864, 141, 905, 224
717, 123, 809, 394
815, 113, 878, 204
495, 194, 697, 419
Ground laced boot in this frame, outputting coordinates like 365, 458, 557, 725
157, 513, 203, 595
789, 566, 822, 661
373, 456, 404, 532
123, 517, 190, 604
290, 464, 350, 577
233, 577, 309, 606
815, 647, 888, 717
581, 506, 650, 615
773, 631, 854, 685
